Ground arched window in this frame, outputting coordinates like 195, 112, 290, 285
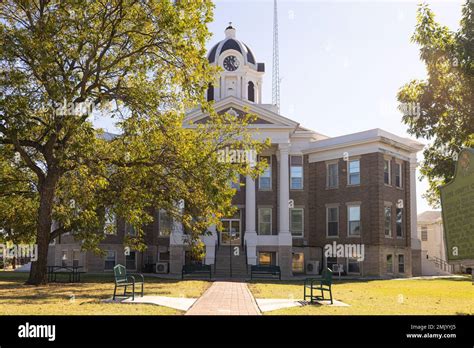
207, 83, 214, 101
248, 81, 255, 102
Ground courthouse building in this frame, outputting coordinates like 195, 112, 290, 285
49, 25, 424, 278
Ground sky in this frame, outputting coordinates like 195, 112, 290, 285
95, 0, 466, 215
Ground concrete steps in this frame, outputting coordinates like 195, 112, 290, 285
213, 246, 249, 278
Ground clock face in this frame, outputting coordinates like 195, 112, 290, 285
223, 55, 239, 71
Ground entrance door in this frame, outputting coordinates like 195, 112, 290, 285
220, 219, 241, 246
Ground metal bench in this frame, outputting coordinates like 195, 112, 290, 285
304, 267, 333, 304
181, 264, 212, 280
113, 264, 144, 300
250, 265, 281, 280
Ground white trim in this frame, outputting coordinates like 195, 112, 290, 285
346, 257, 361, 275
326, 205, 339, 238
290, 155, 304, 190
289, 207, 304, 237
383, 157, 391, 186
347, 158, 361, 186
257, 207, 272, 235
326, 161, 339, 189
394, 160, 403, 188
347, 204, 361, 237
397, 254, 405, 273
258, 155, 272, 191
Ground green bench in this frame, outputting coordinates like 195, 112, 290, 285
250, 265, 281, 280
304, 267, 333, 304
181, 264, 212, 280
113, 264, 144, 301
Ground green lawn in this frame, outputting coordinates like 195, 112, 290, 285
248, 277, 474, 315
0, 272, 211, 315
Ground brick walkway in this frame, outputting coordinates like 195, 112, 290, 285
185, 281, 261, 315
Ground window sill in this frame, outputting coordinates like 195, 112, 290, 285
326, 186, 339, 190
347, 184, 361, 187
384, 183, 391, 187
385, 235, 393, 239
326, 235, 339, 239
347, 235, 361, 238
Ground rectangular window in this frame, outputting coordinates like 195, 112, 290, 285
258, 208, 272, 235
290, 208, 304, 237
159, 210, 172, 237
327, 162, 339, 188
398, 254, 405, 273
326, 257, 337, 272
384, 206, 392, 237
104, 250, 116, 270
104, 207, 116, 235
259, 156, 272, 190
384, 159, 391, 185
348, 205, 361, 236
292, 252, 305, 273
72, 250, 80, 267
396, 208, 403, 237
327, 206, 339, 237
347, 258, 361, 274
126, 251, 136, 270
421, 226, 428, 241
290, 155, 303, 190
395, 162, 402, 188
348, 159, 360, 185
386, 254, 393, 273
258, 252, 276, 266
61, 251, 68, 267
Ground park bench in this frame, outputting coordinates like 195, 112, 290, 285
47, 266, 85, 283
304, 267, 333, 304
250, 265, 281, 280
181, 264, 212, 280
113, 264, 144, 300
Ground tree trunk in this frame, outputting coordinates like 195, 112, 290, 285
26, 174, 57, 285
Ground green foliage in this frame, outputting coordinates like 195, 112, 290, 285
0, 0, 267, 280
397, 1, 474, 207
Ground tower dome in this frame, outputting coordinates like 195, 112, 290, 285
206, 24, 264, 103
207, 24, 263, 71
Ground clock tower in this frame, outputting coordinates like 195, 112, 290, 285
207, 24, 265, 103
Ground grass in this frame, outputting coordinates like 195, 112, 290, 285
0, 272, 211, 315
248, 277, 474, 315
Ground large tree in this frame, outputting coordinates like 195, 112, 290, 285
0, 0, 266, 284
397, 1, 473, 208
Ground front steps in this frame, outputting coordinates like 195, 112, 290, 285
214, 246, 249, 279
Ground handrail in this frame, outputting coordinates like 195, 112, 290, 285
429, 256, 453, 273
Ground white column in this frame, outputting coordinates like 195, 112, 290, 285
244, 174, 257, 265
203, 224, 217, 265
170, 202, 185, 246
278, 143, 292, 245
410, 154, 421, 250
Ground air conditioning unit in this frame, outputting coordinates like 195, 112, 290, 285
156, 262, 169, 274
306, 261, 320, 275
